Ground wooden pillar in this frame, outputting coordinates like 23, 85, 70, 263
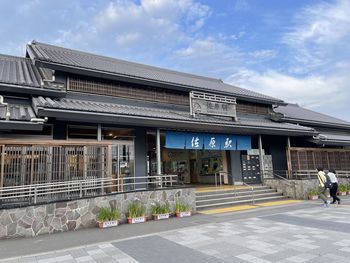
258, 135, 264, 183
156, 129, 162, 175
0, 145, 4, 188
286, 137, 292, 179
222, 150, 228, 184
97, 124, 102, 141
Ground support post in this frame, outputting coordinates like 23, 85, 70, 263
83, 146, 87, 197
156, 129, 162, 176
258, 135, 264, 183
97, 124, 102, 141
286, 136, 292, 179
0, 145, 4, 189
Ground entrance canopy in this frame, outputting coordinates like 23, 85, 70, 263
165, 130, 251, 150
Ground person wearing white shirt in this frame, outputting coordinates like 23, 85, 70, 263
328, 169, 340, 204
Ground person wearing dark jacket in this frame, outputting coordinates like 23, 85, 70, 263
327, 169, 340, 204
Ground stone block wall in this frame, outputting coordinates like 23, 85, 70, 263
0, 188, 195, 239
265, 178, 350, 200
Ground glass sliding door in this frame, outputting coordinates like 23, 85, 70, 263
111, 141, 135, 192
101, 127, 135, 192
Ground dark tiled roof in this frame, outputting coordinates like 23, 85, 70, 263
0, 103, 36, 121
275, 104, 350, 128
27, 41, 282, 103
32, 96, 314, 133
0, 54, 52, 88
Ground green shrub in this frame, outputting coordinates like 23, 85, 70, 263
307, 188, 319, 196
151, 201, 171, 215
97, 207, 121, 222
175, 201, 190, 213
346, 183, 350, 191
338, 184, 347, 192
128, 200, 145, 218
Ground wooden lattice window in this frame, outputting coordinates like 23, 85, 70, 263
289, 148, 350, 171
236, 101, 270, 116
68, 76, 189, 106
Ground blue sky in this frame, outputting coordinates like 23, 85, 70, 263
1, 0, 350, 121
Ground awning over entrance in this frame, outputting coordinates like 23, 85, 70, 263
165, 130, 251, 150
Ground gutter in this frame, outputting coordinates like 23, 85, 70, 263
0, 83, 66, 97
0, 120, 43, 131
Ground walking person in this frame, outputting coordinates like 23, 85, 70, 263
317, 167, 330, 207
328, 169, 341, 204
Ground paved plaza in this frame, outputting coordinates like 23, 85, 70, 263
1, 199, 350, 263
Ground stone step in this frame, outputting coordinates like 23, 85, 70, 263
196, 195, 287, 210
196, 192, 282, 206
195, 185, 270, 196
196, 189, 276, 200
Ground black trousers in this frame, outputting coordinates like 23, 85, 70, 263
330, 183, 340, 202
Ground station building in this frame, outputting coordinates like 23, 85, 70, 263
1, 41, 350, 198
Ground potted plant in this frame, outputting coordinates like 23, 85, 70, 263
346, 183, 350, 195
152, 201, 171, 220
307, 188, 319, 200
175, 201, 192, 217
338, 184, 347, 196
97, 207, 121, 229
127, 199, 146, 224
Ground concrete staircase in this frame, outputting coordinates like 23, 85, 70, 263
196, 185, 287, 211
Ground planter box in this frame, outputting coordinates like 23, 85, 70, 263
152, 213, 170, 221
308, 195, 319, 200
338, 192, 347, 196
176, 211, 192, 218
98, 220, 118, 229
128, 216, 146, 224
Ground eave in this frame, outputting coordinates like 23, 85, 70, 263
0, 120, 43, 131
0, 83, 66, 97
36, 107, 316, 136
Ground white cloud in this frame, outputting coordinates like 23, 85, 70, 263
248, 50, 277, 60
283, 0, 350, 46
282, 0, 350, 74
54, 0, 211, 64
225, 0, 350, 121
226, 65, 350, 121
173, 37, 242, 77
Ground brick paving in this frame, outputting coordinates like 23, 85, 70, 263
1, 202, 350, 262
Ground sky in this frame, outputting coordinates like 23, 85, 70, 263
1, 0, 350, 121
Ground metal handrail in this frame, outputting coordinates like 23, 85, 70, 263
291, 170, 350, 180
214, 171, 228, 188
272, 173, 292, 186
271, 172, 297, 199
242, 182, 255, 205
0, 174, 179, 207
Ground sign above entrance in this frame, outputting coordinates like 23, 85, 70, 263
190, 91, 237, 120
165, 131, 251, 151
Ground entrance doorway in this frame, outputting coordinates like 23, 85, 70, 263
111, 141, 135, 191
162, 149, 225, 185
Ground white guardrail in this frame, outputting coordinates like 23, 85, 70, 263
0, 175, 178, 207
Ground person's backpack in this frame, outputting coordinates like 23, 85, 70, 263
324, 174, 333, 189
